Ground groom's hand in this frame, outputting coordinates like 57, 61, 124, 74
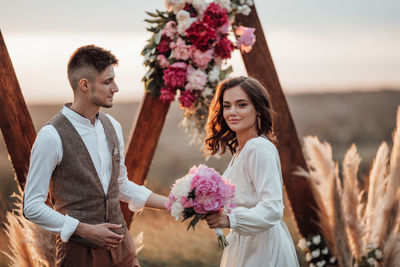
205, 213, 230, 229
75, 222, 124, 250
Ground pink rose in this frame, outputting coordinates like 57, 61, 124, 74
170, 38, 193, 61
157, 55, 170, 69
157, 35, 172, 55
192, 49, 213, 69
159, 87, 176, 103
179, 90, 196, 108
235, 26, 256, 53
185, 65, 208, 91
162, 21, 177, 38
214, 35, 235, 59
163, 62, 187, 89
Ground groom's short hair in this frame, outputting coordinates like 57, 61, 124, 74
67, 45, 118, 91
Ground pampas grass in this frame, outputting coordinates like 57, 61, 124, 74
2, 191, 51, 267
298, 106, 400, 267
1, 190, 145, 267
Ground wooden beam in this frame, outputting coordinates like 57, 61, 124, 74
0, 29, 36, 190
235, 6, 321, 237
121, 92, 170, 226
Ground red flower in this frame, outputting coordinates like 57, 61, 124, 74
186, 21, 217, 52
203, 3, 229, 28
157, 35, 171, 55
214, 36, 235, 59
179, 90, 196, 108
163, 62, 187, 89
160, 87, 176, 103
184, 3, 197, 17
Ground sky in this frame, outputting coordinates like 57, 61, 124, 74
1, 0, 400, 103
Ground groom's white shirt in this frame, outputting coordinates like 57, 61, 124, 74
23, 106, 152, 242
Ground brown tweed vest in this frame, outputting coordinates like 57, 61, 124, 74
48, 112, 127, 247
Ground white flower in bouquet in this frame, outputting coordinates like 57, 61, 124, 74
305, 252, 312, 262
297, 238, 307, 250
216, 0, 232, 12
312, 235, 321, 245
192, 0, 209, 15
312, 248, 320, 258
171, 202, 185, 220
316, 260, 326, 267
246, 0, 254, 6
170, 174, 192, 198
375, 249, 383, 260
208, 65, 221, 83
367, 257, 377, 266
176, 10, 196, 35
165, 0, 186, 14
307, 241, 312, 246
329, 256, 336, 263
236, 4, 251, 16
201, 87, 214, 98
321, 247, 328, 255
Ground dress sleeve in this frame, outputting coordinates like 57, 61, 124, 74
106, 115, 152, 212
229, 141, 284, 236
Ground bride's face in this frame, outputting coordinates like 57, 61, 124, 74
222, 86, 257, 134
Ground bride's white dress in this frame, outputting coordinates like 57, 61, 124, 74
222, 136, 299, 267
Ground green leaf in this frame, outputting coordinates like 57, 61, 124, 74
186, 214, 202, 231
145, 68, 155, 80
154, 30, 162, 45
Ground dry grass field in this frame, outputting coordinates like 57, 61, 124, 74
0, 90, 399, 266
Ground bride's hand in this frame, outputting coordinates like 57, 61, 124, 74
205, 213, 230, 229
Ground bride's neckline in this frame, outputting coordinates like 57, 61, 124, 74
230, 135, 265, 167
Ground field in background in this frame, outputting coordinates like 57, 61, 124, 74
0, 90, 399, 266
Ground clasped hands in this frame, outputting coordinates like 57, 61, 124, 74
75, 222, 124, 251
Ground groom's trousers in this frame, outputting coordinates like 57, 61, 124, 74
55, 232, 140, 267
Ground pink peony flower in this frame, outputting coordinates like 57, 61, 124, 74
189, 165, 235, 214
214, 35, 235, 59
157, 35, 172, 55
159, 87, 176, 103
192, 48, 213, 69
157, 55, 170, 69
185, 65, 208, 90
203, 2, 229, 28
179, 90, 196, 108
235, 26, 256, 53
181, 196, 194, 208
163, 62, 187, 89
170, 38, 193, 61
186, 20, 217, 52
162, 21, 177, 38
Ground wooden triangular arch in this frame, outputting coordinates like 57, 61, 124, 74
0, 4, 320, 237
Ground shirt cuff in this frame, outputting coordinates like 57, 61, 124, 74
227, 213, 237, 229
60, 215, 80, 242
128, 186, 152, 213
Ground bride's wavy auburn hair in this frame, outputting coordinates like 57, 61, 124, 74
204, 76, 276, 155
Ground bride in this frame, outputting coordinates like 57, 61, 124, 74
204, 76, 299, 267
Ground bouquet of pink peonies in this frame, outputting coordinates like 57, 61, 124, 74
166, 164, 235, 248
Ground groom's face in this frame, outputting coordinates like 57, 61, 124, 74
88, 65, 119, 108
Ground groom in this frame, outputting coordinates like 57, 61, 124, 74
23, 45, 167, 267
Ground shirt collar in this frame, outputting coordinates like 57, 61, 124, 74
61, 104, 100, 127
